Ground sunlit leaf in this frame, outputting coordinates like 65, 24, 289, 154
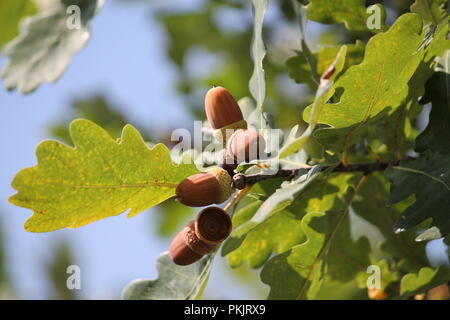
386, 72, 450, 240
249, 0, 268, 126
156, 198, 194, 237
400, 266, 450, 297
225, 209, 306, 268
9, 119, 199, 232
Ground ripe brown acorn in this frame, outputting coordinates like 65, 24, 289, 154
227, 129, 266, 163
176, 167, 233, 207
205, 86, 248, 145
169, 207, 232, 265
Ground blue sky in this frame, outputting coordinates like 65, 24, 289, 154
0, 0, 264, 299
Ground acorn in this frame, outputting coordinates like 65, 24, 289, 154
169, 207, 232, 265
227, 129, 266, 163
205, 86, 248, 145
367, 288, 389, 300
176, 167, 234, 207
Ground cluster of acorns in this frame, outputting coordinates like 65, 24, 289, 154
169, 86, 266, 266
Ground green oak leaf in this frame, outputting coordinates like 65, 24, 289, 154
261, 184, 371, 300
352, 173, 428, 272
224, 174, 353, 269
156, 198, 194, 237
400, 266, 450, 297
305, 13, 450, 154
286, 49, 317, 90
286, 41, 365, 90
415, 72, 450, 155
1, 0, 103, 93
225, 209, 306, 268
315, 278, 368, 300
232, 165, 334, 237
279, 46, 348, 158
122, 252, 213, 300
48, 240, 77, 300
249, 0, 268, 119
9, 119, 199, 232
260, 211, 327, 300
387, 158, 450, 239
324, 213, 372, 285
305, 1, 387, 32
385, 72, 450, 240
0, 0, 36, 49
410, 0, 447, 25
435, 49, 450, 73
406, 15, 450, 110
290, 0, 320, 88
50, 95, 151, 146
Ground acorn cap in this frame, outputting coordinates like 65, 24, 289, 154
169, 220, 215, 266
227, 129, 266, 163
176, 167, 233, 207
205, 86, 244, 129
195, 207, 232, 245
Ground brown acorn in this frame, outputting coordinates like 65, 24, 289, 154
205, 86, 244, 129
205, 86, 248, 145
227, 129, 266, 163
176, 167, 233, 207
169, 207, 232, 265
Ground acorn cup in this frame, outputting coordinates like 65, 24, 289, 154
176, 167, 234, 207
169, 207, 232, 266
227, 129, 266, 163
205, 86, 248, 145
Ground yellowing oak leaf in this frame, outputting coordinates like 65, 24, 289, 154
9, 119, 200, 232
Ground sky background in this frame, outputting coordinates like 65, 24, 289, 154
0, 0, 266, 299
